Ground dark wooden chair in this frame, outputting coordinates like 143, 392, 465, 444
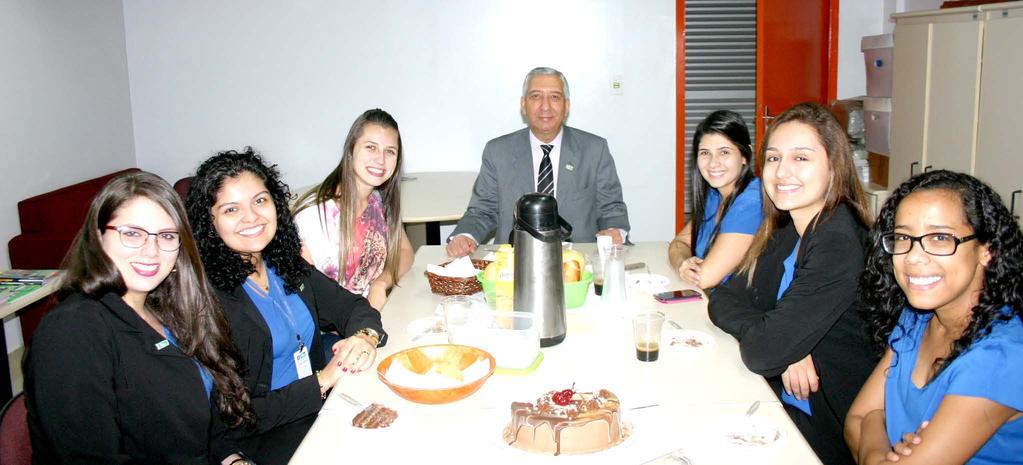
173, 176, 194, 201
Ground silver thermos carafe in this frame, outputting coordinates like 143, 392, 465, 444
513, 193, 572, 347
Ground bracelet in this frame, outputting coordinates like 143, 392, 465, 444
355, 328, 381, 347
316, 370, 328, 400
228, 451, 254, 465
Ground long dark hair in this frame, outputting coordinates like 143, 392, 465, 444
293, 109, 404, 287
860, 170, 1023, 375
186, 148, 309, 294
738, 102, 873, 278
60, 171, 254, 426
689, 110, 756, 255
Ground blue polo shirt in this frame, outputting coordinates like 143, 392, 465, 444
694, 178, 763, 258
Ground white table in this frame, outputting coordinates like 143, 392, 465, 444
400, 171, 477, 244
289, 243, 821, 465
0, 272, 60, 404
0, 279, 59, 320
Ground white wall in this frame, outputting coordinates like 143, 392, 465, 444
123, 0, 677, 242
0, 0, 136, 270
837, 1, 886, 98
0, 0, 135, 353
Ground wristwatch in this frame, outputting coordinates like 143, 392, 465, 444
355, 328, 380, 346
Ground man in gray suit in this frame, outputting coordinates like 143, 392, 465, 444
447, 67, 630, 257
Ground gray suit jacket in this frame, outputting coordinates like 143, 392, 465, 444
451, 126, 630, 244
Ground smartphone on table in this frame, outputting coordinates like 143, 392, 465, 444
653, 289, 703, 304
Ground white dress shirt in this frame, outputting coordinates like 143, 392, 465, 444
529, 129, 564, 195
451, 127, 626, 245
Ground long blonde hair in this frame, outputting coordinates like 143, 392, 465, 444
738, 102, 872, 282
293, 109, 404, 287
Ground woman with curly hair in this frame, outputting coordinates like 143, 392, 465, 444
709, 102, 877, 465
293, 109, 414, 310
24, 171, 255, 464
668, 110, 762, 289
845, 170, 1023, 465
186, 149, 386, 464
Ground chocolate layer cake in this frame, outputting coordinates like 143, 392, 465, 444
352, 403, 398, 429
504, 389, 627, 455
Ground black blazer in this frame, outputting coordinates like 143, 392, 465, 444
709, 203, 876, 425
25, 293, 231, 465
216, 264, 386, 438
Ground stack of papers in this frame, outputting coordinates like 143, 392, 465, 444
0, 269, 58, 285
0, 283, 43, 305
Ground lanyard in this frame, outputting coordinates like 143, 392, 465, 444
247, 265, 305, 350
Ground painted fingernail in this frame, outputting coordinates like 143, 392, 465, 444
337, 361, 342, 366
342, 367, 347, 372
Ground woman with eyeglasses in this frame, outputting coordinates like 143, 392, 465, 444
668, 110, 763, 289
708, 103, 877, 465
24, 172, 255, 464
186, 149, 386, 464
845, 170, 1023, 465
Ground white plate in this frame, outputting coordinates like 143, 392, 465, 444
627, 273, 670, 293
500, 418, 636, 462
713, 415, 786, 449
406, 316, 447, 343
663, 329, 715, 352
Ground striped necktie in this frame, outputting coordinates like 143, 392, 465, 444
537, 144, 554, 195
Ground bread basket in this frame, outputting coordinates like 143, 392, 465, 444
424, 259, 491, 295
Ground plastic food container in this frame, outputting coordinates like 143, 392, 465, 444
563, 271, 594, 308
444, 308, 540, 370
477, 271, 593, 309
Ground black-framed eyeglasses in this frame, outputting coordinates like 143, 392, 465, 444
105, 225, 181, 252
881, 232, 977, 256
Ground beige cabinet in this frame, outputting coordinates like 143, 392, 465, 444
975, 5, 1023, 221
889, 22, 928, 184
890, 8, 983, 186
922, 17, 982, 174
890, 2, 1023, 222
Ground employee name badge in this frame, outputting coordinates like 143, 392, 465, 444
294, 343, 313, 379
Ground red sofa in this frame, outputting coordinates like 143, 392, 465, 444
6, 168, 140, 348
8, 168, 140, 269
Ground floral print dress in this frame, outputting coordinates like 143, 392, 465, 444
294, 191, 388, 297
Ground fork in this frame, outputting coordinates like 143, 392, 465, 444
410, 322, 445, 342
745, 400, 761, 417
336, 392, 363, 407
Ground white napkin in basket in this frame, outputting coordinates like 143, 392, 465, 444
426, 256, 479, 278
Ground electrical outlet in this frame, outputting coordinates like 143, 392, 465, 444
611, 75, 623, 95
